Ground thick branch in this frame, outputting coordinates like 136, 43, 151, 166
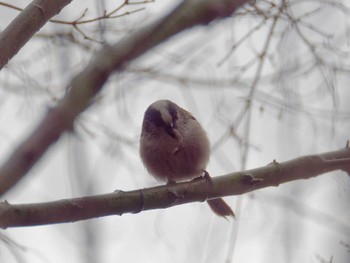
0, 0, 248, 196
0, 147, 349, 229
0, 0, 73, 69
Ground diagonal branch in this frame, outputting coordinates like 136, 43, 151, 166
0, 0, 249, 197
0, 0, 73, 70
0, 146, 349, 229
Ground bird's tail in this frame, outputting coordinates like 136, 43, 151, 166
207, 198, 235, 219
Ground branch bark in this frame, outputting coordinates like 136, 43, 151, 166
0, 0, 248, 197
0, 0, 73, 70
0, 146, 349, 228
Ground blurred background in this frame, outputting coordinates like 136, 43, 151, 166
0, 0, 349, 262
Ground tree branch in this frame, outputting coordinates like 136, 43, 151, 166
0, 0, 73, 70
0, 1, 151, 44
0, 146, 349, 228
0, 0, 248, 197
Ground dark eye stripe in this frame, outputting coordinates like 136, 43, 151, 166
144, 107, 163, 127
166, 101, 178, 121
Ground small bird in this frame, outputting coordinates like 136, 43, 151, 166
140, 100, 234, 218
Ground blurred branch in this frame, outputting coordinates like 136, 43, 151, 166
239, 9, 280, 169
0, 0, 249, 196
0, 146, 349, 228
0, 0, 73, 70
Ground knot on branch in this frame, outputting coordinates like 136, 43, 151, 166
167, 187, 186, 205
241, 174, 264, 186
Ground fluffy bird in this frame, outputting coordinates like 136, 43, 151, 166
140, 100, 234, 218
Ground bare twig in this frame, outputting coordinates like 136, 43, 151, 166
0, 2, 22, 11
0, 146, 349, 228
0, 1, 151, 43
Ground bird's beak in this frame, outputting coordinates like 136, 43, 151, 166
166, 122, 177, 139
